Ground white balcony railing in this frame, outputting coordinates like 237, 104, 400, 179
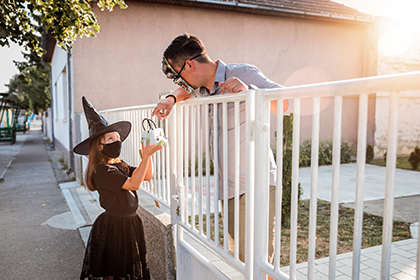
76, 71, 420, 280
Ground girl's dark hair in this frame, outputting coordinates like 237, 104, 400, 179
84, 135, 129, 191
163, 33, 208, 67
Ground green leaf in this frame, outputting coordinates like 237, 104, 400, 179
1, 0, 127, 55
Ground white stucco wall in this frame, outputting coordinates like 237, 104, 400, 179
43, 107, 53, 141
374, 17, 420, 158
375, 92, 420, 158
50, 46, 70, 151
71, 2, 377, 145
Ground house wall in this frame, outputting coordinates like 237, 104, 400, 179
71, 2, 377, 145
50, 46, 70, 154
42, 107, 53, 141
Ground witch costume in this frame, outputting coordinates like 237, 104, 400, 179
74, 97, 150, 280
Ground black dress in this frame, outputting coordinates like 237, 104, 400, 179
80, 162, 150, 280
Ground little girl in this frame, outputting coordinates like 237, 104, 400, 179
74, 97, 162, 280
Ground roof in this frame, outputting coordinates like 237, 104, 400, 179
239, 0, 372, 20
137, 0, 373, 23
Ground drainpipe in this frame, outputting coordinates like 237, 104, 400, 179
67, 49, 74, 173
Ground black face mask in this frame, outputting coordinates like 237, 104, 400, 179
101, 141, 122, 158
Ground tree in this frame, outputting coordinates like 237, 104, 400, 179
1, 0, 127, 55
273, 115, 302, 226
7, 42, 50, 114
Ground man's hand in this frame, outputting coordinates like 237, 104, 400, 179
152, 88, 191, 120
152, 97, 174, 120
218, 77, 248, 94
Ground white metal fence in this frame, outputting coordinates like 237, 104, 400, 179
76, 71, 420, 280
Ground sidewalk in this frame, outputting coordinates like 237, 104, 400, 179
0, 129, 85, 279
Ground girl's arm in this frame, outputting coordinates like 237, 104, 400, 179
122, 143, 162, 191
143, 151, 154, 181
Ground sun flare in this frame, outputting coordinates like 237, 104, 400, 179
379, 27, 412, 57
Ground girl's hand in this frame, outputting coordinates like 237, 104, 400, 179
142, 141, 163, 158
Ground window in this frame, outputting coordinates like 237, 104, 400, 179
55, 68, 68, 121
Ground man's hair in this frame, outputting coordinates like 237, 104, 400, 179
164, 34, 208, 68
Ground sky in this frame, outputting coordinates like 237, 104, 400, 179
0, 42, 25, 93
1, 0, 419, 93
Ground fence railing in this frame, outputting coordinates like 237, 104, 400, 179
253, 71, 420, 280
76, 71, 420, 280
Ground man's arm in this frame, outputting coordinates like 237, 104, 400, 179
219, 77, 289, 113
152, 87, 191, 120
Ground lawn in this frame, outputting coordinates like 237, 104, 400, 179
279, 199, 411, 266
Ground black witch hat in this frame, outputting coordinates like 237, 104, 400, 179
73, 96, 131, 155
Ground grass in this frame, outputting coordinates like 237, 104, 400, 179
188, 199, 411, 266
58, 156, 69, 170
189, 213, 224, 246
369, 156, 420, 171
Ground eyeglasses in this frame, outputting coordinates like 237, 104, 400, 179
162, 52, 205, 80
161, 52, 206, 94
177, 53, 204, 77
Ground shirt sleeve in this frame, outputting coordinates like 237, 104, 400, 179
128, 165, 137, 177
231, 64, 293, 114
94, 164, 129, 193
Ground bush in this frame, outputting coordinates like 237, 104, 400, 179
299, 139, 312, 167
298, 139, 356, 167
408, 146, 420, 170
366, 144, 374, 163
341, 140, 356, 163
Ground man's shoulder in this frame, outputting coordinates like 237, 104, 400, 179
224, 63, 264, 82
225, 63, 261, 74
224, 62, 284, 90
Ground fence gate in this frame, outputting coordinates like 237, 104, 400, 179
169, 93, 251, 279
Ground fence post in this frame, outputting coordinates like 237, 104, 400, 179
169, 105, 178, 226
246, 90, 256, 279
290, 98, 301, 279
381, 92, 399, 279
352, 93, 369, 280
253, 89, 270, 280
329, 96, 342, 279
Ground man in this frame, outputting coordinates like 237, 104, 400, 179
152, 34, 291, 263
